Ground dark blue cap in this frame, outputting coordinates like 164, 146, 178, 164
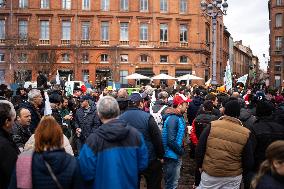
79, 95, 91, 102
129, 92, 142, 103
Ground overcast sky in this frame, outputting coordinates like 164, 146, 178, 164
223, 0, 269, 70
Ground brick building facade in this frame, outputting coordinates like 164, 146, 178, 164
0, 0, 227, 87
269, 0, 284, 88
233, 40, 252, 79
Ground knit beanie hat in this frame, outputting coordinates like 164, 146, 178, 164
224, 100, 240, 118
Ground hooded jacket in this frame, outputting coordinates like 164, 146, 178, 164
187, 96, 204, 125
9, 149, 82, 189
162, 108, 186, 160
251, 115, 284, 171
78, 119, 148, 189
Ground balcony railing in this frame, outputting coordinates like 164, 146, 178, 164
61, 40, 70, 45
100, 40, 109, 45
0, 39, 5, 44
18, 39, 28, 45
81, 40, 91, 46
160, 41, 168, 46
39, 39, 50, 45
180, 42, 188, 47
120, 40, 129, 46
140, 40, 148, 46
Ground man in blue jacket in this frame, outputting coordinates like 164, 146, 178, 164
120, 92, 164, 189
78, 96, 148, 189
162, 95, 188, 189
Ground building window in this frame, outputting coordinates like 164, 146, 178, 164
160, 24, 168, 42
206, 25, 210, 45
82, 0, 90, 10
82, 22, 90, 40
140, 0, 148, 11
140, 23, 148, 41
39, 52, 49, 63
82, 53, 89, 63
120, 54, 128, 62
62, 0, 71, 9
276, 0, 282, 6
82, 70, 89, 82
180, 0, 187, 13
120, 70, 128, 85
275, 62, 281, 71
276, 36, 282, 50
101, 0, 110, 11
180, 24, 188, 42
0, 70, 4, 83
41, 0, 49, 8
62, 21, 71, 40
19, 20, 28, 40
160, 55, 168, 63
0, 53, 4, 62
0, 20, 5, 39
276, 13, 282, 27
19, 0, 28, 8
275, 75, 281, 87
40, 21, 49, 40
120, 23, 129, 41
180, 56, 188, 63
160, 0, 168, 12
101, 22, 109, 41
120, 0, 129, 11
100, 54, 109, 62
62, 53, 70, 62
19, 53, 28, 62
140, 54, 148, 62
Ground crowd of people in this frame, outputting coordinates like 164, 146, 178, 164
0, 82, 283, 189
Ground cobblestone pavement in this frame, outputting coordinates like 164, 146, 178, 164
178, 148, 196, 189
141, 145, 196, 189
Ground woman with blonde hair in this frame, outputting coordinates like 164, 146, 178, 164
9, 116, 82, 189
251, 140, 284, 189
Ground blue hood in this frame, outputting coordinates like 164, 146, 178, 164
96, 119, 130, 142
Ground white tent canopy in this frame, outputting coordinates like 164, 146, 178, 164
151, 73, 177, 80
125, 73, 151, 80
177, 74, 203, 81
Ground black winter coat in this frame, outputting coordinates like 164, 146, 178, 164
256, 171, 284, 189
187, 96, 204, 125
251, 116, 284, 171
0, 129, 19, 189
19, 102, 41, 133
11, 122, 32, 149
239, 108, 257, 130
75, 105, 101, 142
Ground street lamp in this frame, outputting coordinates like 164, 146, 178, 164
201, 0, 228, 85
0, 0, 6, 7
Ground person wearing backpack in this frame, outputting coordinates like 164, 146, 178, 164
150, 91, 169, 131
190, 100, 218, 188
